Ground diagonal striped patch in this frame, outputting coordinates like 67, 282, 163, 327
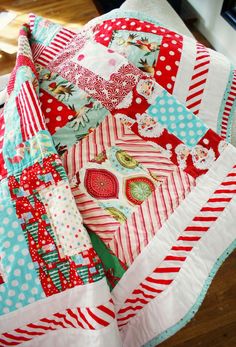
63, 114, 195, 266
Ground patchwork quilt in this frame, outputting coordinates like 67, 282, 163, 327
0, 9, 236, 347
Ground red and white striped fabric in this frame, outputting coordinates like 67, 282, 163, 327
185, 43, 210, 116
31, 43, 45, 62
35, 28, 76, 67
16, 81, 46, 141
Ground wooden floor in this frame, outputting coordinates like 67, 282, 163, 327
0, 1, 235, 346
0, 0, 99, 74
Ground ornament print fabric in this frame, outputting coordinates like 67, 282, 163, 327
0, 9, 235, 347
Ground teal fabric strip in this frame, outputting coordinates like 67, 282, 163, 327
227, 100, 236, 143
143, 239, 236, 346
217, 65, 235, 142
148, 90, 208, 147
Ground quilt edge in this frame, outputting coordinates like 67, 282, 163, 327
143, 238, 236, 346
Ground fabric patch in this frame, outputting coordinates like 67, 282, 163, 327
89, 232, 127, 290
85, 169, 119, 200
1, 298, 116, 345
68, 117, 196, 266
125, 176, 155, 205
8, 154, 67, 197
0, 200, 45, 315
18, 35, 33, 60
72, 41, 126, 81
77, 146, 157, 222
148, 90, 208, 147
6, 137, 58, 183
109, 30, 162, 77
40, 88, 77, 134
185, 42, 210, 116
217, 67, 236, 140
40, 71, 77, 103
47, 35, 142, 110
39, 181, 91, 256
131, 115, 224, 178
31, 16, 60, 46
39, 71, 110, 148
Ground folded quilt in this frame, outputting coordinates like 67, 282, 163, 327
0, 10, 235, 347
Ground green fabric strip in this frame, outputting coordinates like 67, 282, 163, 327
89, 231, 127, 290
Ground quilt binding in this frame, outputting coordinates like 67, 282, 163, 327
144, 239, 236, 346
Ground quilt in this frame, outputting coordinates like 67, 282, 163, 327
0, 9, 236, 347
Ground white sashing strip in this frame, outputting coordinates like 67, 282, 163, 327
197, 49, 231, 132
172, 35, 196, 104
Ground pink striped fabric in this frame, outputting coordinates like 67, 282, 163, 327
111, 167, 194, 265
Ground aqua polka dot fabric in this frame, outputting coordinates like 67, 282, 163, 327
148, 90, 208, 147
0, 201, 45, 315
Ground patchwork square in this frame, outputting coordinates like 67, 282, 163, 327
109, 30, 162, 77
148, 90, 208, 147
66, 114, 196, 267
77, 146, 158, 223
72, 41, 127, 81
39, 72, 110, 152
31, 16, 60, 46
